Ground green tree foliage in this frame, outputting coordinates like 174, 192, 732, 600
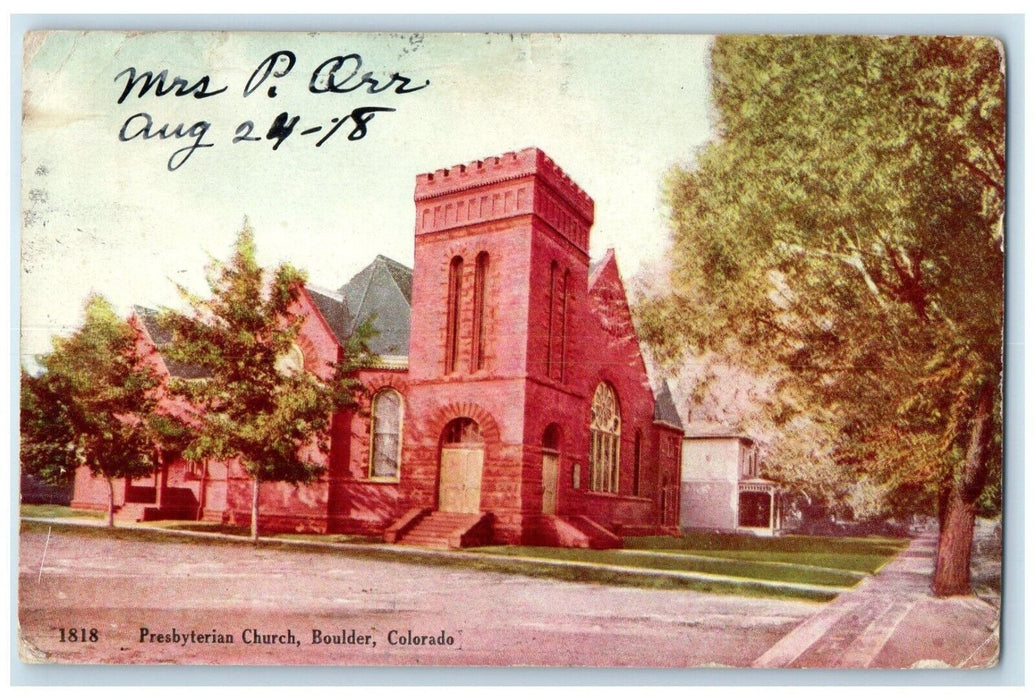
20, 368, 78, 488
160, 223, 369, 541
638, 36, 1004, 595
20, 295, 163, 525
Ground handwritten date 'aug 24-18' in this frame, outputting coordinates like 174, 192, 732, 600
114, 50, 429, 171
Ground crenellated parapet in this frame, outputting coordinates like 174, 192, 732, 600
413, 147, 594, 252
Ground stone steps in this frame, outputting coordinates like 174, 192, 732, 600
397, 511, 484, 548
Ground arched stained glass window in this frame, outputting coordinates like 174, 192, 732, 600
370, 389, 403, 480
589, 383, 621, 493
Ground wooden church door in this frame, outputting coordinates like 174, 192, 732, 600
541, 453, 558, 514
438, 418, 484, 514
439, 448, 484, 513
541, 424, 561, 515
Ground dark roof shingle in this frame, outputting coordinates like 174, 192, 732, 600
653, 380, 684, 429
132, 306, 211, 379
337, 255, 412, 356
305, 287, 352, 347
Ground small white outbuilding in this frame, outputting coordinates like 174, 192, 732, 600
680, 435, 781, 535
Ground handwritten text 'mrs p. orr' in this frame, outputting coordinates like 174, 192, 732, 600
113, 50, 430, 171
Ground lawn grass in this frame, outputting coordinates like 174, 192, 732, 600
116, 520, 381, 543
466, 546, 863, 587
648, 549, 893, 574
625, 532, 907, 554
20, 504, 105, 520
624, 533, 908, 575
149, 521, 252, 536
18, 515, 904, 602
274, 532, 384, 545
19, 511, 378, 542
20, 519, 247, 547
18, 520, 839, 602
471, 532, 906, 592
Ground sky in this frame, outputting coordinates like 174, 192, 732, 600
19, 31, 714, 364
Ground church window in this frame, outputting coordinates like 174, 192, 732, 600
558, 269, 569, 382
370, 389, 403, 480
633, 429, 642, 496
443, 417, 482, 445
274, 343, 305, 376
546, 261, 557, 377
445, 256, 463, 374
472, 252, 488, 371
589, 382, 621, 493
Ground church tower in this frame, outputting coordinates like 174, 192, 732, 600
409, 147, 594, 382
403, 148, 595, 543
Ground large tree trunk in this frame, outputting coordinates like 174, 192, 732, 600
933, 490, 976, 596
932, 382, 996, 597
105, 476, 115, 528
251, 474, 260, 543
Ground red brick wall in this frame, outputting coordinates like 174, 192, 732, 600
72, 288, 347, 533
409, 218, 534, 382
406, 149, 603, 543
70, 466, 126, 510
564, 252, 664, 528
295, 288, 344, 381
69, 148, 681, 542
325, 368, 408, 534
405, 147, 676, 542
654, 425, 684, 528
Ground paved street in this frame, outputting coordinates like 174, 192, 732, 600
17, 525, 1000, 668
18, 528, 812, 666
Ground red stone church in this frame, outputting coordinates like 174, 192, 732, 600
72, 148, 684, 548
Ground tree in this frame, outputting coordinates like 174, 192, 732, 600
160, 224, 368, 541
20, 295, 163, 526
637, 36, 1004, 595
21, 368, 78, 490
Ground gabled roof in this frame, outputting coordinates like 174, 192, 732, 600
304, 285, 351, 347
132, 306, 210, 380
588, 249, 614, 288
653, 380, 684, 430
337, 255, 413, 357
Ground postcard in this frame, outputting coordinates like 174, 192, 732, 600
17, 30, 1003, 668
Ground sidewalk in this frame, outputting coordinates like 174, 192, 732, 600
752, 536, 1000, 669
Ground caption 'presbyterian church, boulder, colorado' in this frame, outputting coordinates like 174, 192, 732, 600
73, 147, 687, 548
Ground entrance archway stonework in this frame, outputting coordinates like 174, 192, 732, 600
430, 404, 501, 515
426, 402, 502, 447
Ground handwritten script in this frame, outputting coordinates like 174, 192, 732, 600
114, 50, 430, 171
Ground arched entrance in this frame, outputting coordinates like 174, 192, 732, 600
438, 418, 484, 513
541, 424, 562, 515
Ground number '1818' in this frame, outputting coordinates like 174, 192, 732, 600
59, 627, 98, 642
